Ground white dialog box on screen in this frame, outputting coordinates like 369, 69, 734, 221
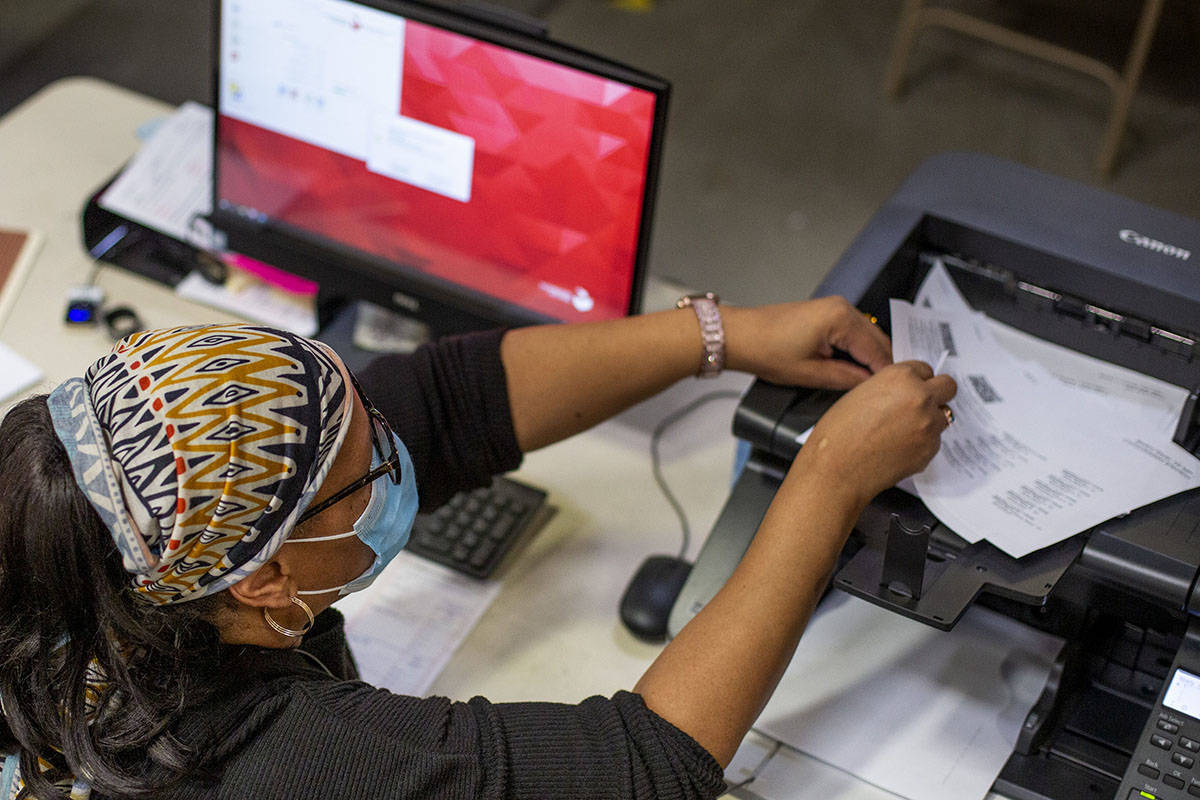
367, 114, 475, 202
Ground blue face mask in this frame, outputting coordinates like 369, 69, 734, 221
290, 431, 419, 597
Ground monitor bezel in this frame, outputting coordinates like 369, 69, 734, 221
209, 0, 670, 332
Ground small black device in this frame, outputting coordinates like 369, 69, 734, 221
1115, 618, 1200, 799
64, 285, 104, 325
407, 476, 549, 579
619, 555, 692, 643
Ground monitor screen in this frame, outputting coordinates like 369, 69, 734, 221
212, 0, 668, 328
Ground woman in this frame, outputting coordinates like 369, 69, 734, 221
0, 297, 954, 799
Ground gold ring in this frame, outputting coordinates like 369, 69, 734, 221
942, 406, 954, 425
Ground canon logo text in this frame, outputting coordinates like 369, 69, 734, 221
1119, 229, 1191, 261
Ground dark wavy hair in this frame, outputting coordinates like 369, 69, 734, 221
0, 396, 233, 799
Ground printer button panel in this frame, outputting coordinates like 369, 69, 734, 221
1136, 713, 1200, 795
1117, 620, 1200, 800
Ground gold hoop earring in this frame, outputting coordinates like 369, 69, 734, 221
263, 596, 315, 638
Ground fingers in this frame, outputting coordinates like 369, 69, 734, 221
893, 359, 934, 380
927, 374, 958, 406
883, 361, 958, 407
799, 359, 874, 391
832, 308, 893, 374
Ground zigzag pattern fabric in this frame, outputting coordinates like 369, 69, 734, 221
47, 324, 353, 604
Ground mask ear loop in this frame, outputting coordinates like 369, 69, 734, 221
263, 596, 316, 638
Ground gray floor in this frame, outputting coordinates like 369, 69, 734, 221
2, 0, 1198, 306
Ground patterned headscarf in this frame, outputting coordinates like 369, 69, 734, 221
45, 324, 353, 604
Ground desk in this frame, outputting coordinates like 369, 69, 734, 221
0, 78, 1011, 800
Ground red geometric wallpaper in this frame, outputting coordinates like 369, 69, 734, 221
217, 20, 658, 321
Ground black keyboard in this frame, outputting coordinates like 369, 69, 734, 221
407, 476, 549, 578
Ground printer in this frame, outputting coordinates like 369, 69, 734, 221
669, 152, 1200, 800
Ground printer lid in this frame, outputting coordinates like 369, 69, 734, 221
817, 152, 1200, 338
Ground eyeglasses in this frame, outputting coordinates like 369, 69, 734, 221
296, 373, 401, 526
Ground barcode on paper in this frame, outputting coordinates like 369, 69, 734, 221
937, 322, 957, 356
968, 374, 1002, 403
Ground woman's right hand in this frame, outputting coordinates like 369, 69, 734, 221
794, 360, 957, 508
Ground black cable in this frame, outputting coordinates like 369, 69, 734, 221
650, 390, 743, 559
84, 258, 104, 288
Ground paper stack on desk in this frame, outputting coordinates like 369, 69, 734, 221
893, 262, 1200, 557
755, 593, 1063, 800
98, 101, 213, 246
334, 551, 501, 696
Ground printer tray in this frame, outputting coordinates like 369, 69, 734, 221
834, 493, 1084, 631
731, 380, 1084, 631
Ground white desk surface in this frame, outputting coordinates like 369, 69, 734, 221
0, 78, 1010, 800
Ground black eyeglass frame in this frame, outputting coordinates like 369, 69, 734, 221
296, 373, 401, 525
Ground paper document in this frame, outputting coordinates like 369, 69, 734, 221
755, 593, 1063, 800
916, 260, 1189, 440
893, 263, 1199, 557
176, 267, 318, 336
725, 731, 903, 800
0, 342, 42, 406
334, 552, 502, 696
98, 102, 213, 246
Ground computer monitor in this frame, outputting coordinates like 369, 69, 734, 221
210, 0, 669, 334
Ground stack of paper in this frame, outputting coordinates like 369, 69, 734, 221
893, 262, 1199, 557
98, 101, 213, 247
755, 593, 1063, 800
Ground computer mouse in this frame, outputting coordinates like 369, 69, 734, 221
619, 555, 692, 643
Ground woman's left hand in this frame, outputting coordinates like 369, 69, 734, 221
722, 296, 893, 389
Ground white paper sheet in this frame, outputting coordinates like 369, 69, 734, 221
725, 731, 904, 800
755, 594, 1063, 800
916, 260, 1190, 441
175, 269, 318, 336
891, 290, 1200, 557
98, 102, 213, 246
0, 342, 42, 405
333, 551, 502, 696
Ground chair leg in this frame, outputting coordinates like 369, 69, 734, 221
1096, 0, 1165, 176
884, 0, 927, 98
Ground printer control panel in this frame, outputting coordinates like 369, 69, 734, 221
1118, 623, 1200, 800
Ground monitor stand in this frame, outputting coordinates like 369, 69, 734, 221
315, 298, 431, 375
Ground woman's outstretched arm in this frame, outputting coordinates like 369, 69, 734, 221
500, 296, 892, 451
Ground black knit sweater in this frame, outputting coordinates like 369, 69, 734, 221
166, 330, 726, 799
